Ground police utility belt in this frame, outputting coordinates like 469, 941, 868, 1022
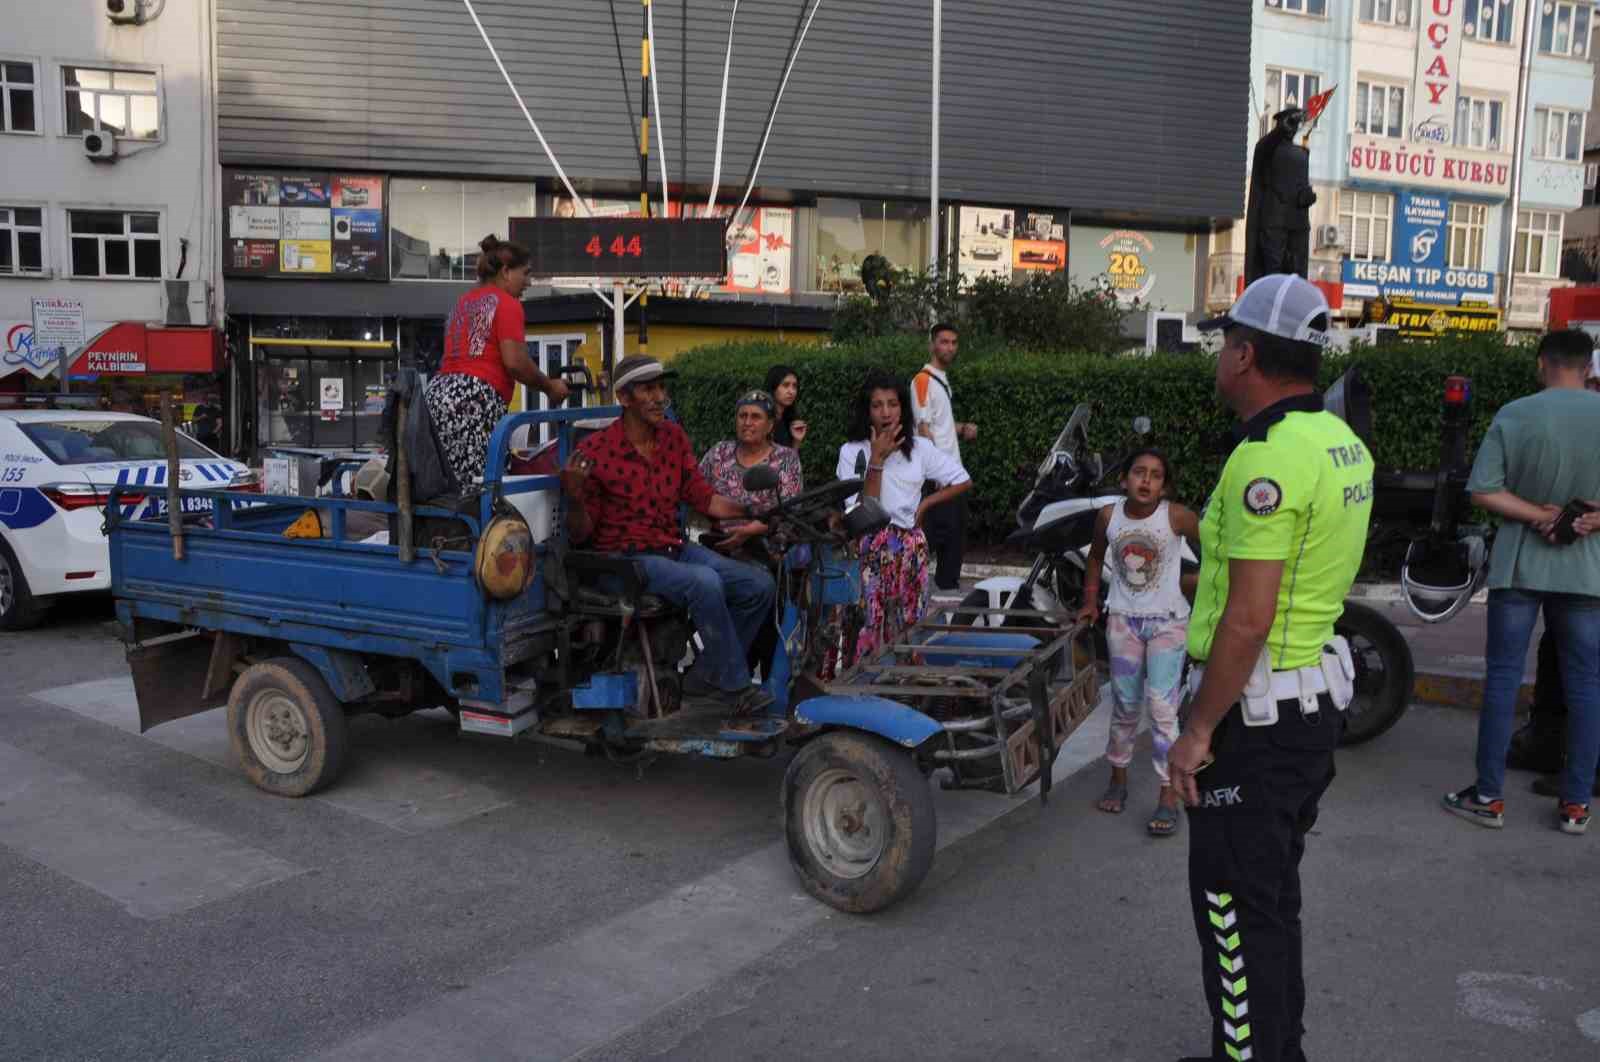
1187, 637, 1357, 727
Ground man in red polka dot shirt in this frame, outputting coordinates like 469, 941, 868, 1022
562, 356, 777, 714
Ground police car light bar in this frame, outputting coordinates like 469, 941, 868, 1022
1443, 376, 1471, 406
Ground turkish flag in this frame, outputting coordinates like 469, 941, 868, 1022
1304, 85, 1337, 123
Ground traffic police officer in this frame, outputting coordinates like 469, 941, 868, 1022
1172, 274, 1373, 1062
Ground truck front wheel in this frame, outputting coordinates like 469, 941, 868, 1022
228, 657, 349, 797
783, 732, 936, 914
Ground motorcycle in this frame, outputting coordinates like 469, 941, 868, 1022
954, 392, 1416, 746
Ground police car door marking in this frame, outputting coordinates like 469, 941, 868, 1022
195, 463, 217, 482
0, 488, 20, 517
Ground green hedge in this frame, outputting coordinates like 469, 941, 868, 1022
670, 332, 1541, 540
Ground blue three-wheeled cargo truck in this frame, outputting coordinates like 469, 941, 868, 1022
110, 406, 1097, 913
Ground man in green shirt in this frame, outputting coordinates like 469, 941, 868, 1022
1443, 330, 1600, 835
1172, 274, 1373, 1062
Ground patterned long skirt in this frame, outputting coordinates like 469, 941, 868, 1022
424, 372, 507, 488
820, 524, 931, 679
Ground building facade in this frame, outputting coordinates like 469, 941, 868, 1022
211, 0, 1252, 456
1, 0, 224, 412
1210, 0, 1595, 332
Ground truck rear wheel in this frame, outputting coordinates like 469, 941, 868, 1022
228, 657, 349, 797
783, 732, 936, 914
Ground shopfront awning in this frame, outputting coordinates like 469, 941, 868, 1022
67, 323, 222, 377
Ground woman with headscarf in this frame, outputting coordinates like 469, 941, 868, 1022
698, 388, 803, 677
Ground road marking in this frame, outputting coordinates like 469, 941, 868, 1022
306, 690, 1118, 1062
0, 740, 301, 919
29, 677, 512, 833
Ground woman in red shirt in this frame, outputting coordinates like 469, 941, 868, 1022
425, 234, 569, 487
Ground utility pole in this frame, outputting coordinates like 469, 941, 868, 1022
639, 0, 653, 359
929, 0, 942, 275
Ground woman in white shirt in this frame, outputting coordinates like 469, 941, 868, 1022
827, 370, 972, 675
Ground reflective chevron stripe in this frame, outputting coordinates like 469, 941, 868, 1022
1208, 889, 1252, 1062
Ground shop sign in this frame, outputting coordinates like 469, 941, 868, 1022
1411, 0, 1465, 147
223, 170, 388, 280
1342, 191, 1493, 304
1012, 211, 1067, 273
1099, 229, 1156, 303
1348, 134, 1510, 197
1369, 298, 1502, 337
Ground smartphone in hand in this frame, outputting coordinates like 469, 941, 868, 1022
1551, 499, 1599, 546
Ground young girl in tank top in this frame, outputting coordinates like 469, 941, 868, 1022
1077, 449, 1200, 837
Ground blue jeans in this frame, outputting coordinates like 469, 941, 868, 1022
1476, 589, 1600, 806
635, 543, 775, 693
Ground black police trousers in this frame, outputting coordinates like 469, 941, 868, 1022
1187, 696, 1341, 1062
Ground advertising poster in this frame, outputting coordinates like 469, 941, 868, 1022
224, 170, 387, 280
957, 207, 1014, 285
319, 377, 345, 412
281, 207, 331, 241
1012, 210, 1066, 272
229, 206, 281, 240
1341, 191, 1493, 305
1097, 229, 1157, 303
280, 240, 332, 274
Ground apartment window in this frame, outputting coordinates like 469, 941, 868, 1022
68, 210, 162, 278
1267, 0, 1327, 14
1, 60, 38, 133
0, 207, 45, 275
1586, 162, 1600, 206
1359, 0, 1413, 26
390, 179, 536, 280
813, 199, 930, 292
1446, 202, 1488, 270
1464, 0, 1515, 42
1539, 1, 1593, 57
1266, 68, 1321, 113
1339, 191, 1393, 262
1454, 96, 1504, 150
1532, 106, 1585, 161
1515, 210, 1563, 276
1355, 82, 1407, 139
62, 66, 160, 140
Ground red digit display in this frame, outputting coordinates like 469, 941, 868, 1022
510, 217, 728, 278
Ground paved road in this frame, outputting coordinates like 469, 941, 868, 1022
1, 597, 1594, 1061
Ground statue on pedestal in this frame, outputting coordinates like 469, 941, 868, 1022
1244, 107, 1318, 282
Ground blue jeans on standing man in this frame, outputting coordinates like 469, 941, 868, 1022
634, 542, 775, 693
1476, 589, 1600, 806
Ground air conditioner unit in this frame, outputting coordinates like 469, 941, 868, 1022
1316, 224, 1345, 250
82, 129, 116, 159
106, 0, 144, 24
163, 279, 213, 326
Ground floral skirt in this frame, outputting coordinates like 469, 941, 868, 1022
820, 525, 930, 679
425, 372, 507, 488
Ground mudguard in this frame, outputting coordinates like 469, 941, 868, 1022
792, 695, 943, 749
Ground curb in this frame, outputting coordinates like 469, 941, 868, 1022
1412, 670, 1533, 711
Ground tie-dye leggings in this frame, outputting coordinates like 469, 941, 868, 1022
1105, 612, 1189, 783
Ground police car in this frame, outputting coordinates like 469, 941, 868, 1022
0, 411, 254, 630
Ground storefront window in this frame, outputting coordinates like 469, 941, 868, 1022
812, 199, 929, 292
250, 316, 397, 453
390, 179, 537, 280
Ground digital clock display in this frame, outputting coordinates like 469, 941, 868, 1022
508, 217, 728, 278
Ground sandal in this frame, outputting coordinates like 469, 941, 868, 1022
1148, 803, 1181, 837
1096, 780, 1128, 814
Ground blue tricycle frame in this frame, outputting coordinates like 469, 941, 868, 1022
109, 406, 1098, 914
